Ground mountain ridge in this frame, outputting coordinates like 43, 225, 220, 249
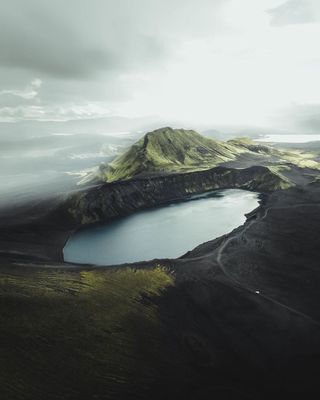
102, 127, 242, 182
91, 127, 320, 183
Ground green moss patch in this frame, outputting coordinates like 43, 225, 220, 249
0, 266, 174, 400
98, 127, 320, 183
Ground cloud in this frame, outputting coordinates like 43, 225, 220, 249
0, 102, 112, 123
267, 0, 320, 26
0, 79, 42, 100
0, 78, 43, 108
1, 0, 320, 131
0, 0, 226, 80
0, 0, 230, 125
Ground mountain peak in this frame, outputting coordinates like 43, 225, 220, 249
147, 126, 175, 135
91, 127, 320, 183
103, 127, 240, 182
144, 127, 199, 141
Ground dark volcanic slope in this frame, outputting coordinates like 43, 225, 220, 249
164, 182, 320, 398
68, 165, 290, 225
1, 183, 320, 399
0, 165, 290, 262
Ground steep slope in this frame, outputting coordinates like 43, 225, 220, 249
96, 127, 320, 183
67, 166, 291, 226
0, 165, 291, 262
101, 127, 245, 182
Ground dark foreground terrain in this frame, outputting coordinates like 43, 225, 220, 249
1, 181, 320, 399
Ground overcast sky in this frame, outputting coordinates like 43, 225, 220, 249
1, 0, 320, 133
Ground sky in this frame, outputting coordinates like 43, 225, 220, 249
1, 0, 320, 133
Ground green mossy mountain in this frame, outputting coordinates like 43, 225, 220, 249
102, 127, 242, 182
96, 127, 319, 183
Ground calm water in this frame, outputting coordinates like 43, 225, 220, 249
257, 134, 320, 143
64, 189, 260, 266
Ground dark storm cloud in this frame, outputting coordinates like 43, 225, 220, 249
267, 0, 319, 26
1, 0, 224, 80
0, 0, 164, 79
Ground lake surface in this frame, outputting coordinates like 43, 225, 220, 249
64, 189, 260, 266
256, 134, 320, 143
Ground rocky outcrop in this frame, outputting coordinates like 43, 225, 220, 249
0, 165, 291, 262
67, 165, 291, 225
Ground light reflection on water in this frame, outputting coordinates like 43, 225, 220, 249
64, 189, 260, 266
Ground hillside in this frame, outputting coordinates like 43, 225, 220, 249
99, 127, 240, 182
94, 127, 320, 183
1, 183, 320, 399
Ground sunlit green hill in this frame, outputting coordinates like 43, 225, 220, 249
94, 127, 320, 182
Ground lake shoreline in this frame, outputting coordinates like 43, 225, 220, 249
64, 189, 260, 266
0, 165, 278, 265
1, 182, 320, 399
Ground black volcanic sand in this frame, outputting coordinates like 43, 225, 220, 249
1, 183, 320, 399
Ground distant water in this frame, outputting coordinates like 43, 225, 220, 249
257, 134, 320, 143
64, 189, 260, 266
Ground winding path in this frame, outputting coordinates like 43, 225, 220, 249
216, 203, 320, 327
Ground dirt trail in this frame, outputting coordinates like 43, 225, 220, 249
216, 203, 320, 327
